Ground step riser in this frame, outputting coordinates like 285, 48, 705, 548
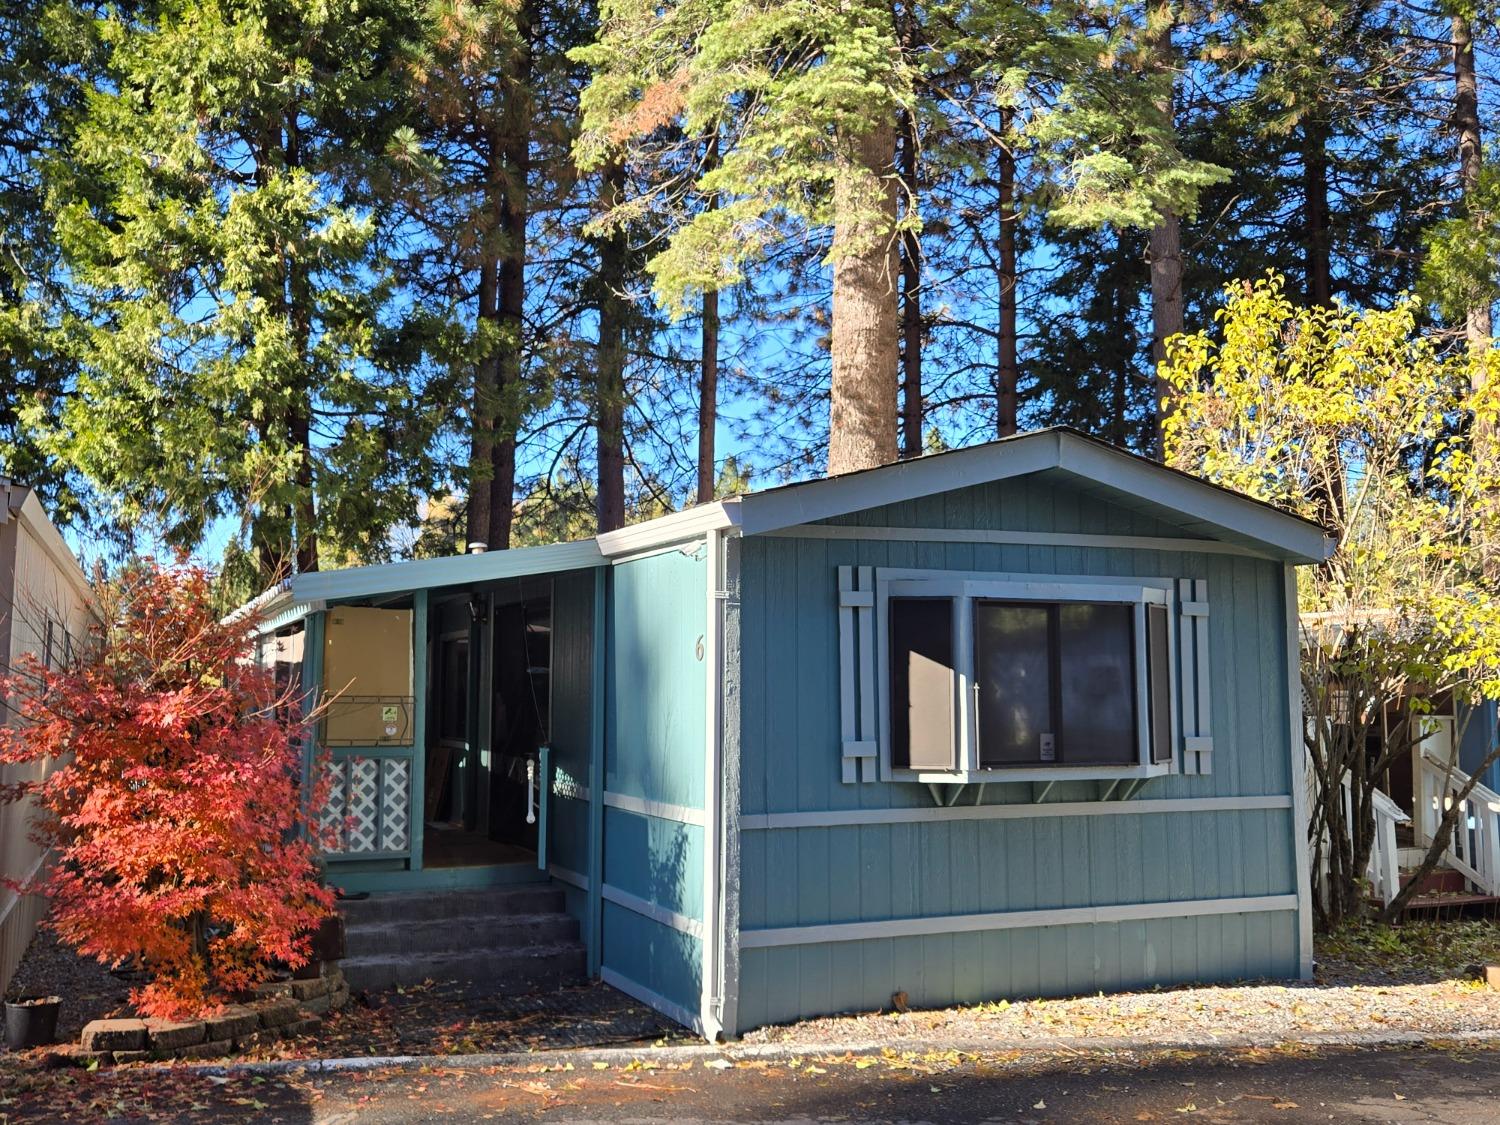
338, 886, 564, 925
341, 948, 586, 994
1399, 870, 1469, 896
346, 915, 580, 957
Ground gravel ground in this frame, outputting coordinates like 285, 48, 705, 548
10, 918, 1500, 1063
741, 977, 1500, 1047
4, 929, 134, 1042
740, 929, 1500, 1048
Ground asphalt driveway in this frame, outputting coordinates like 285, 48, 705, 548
8, 1040, 1500, 1122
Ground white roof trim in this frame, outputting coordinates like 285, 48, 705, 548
730, 430, 1332, 564
595, 501, 738, 558
288, 537, 606, 603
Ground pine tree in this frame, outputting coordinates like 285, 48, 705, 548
574, 0, 1220, 475
26, 0, 452, 580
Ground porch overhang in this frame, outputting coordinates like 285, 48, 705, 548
287, 538, 607, 604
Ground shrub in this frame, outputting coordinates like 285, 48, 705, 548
0, 561, 333, 1019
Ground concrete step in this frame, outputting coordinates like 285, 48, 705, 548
345, 911, 580, 957
340, 941, 587, 994
336, 884, 564, 926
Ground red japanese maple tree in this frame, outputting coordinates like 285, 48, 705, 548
0, 561, 333, 1019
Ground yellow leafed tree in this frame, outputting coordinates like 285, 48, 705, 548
1161, 274, 1500, 927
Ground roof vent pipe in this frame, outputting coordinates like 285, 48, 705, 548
467, 541, 488, 555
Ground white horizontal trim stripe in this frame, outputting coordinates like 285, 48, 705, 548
762, 523, 1266, 559
739, 894, 1300, 949
547, 863, 589, 891
602, 883, 705, 939
600, 966, 705, 1037
739, 794, 1293, 830
603, 790, 707, 827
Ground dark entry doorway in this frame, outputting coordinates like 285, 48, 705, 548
489, 590, 551, 851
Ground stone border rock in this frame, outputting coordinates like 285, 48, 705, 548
71, 964, 348, 1066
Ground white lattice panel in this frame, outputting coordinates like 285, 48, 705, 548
322, 755, 412, 857
346, 757, 381, 852
321, 760, 347, 846
380, 759, 410, 852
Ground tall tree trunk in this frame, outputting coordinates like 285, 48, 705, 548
290, 407, 317, 574
996, 111, 1019, 438
1302, 119, 1333, 308
1146, 4, 1183, 459
898, 110, 922, 459
827, 119, 899, 475
697, 287, 719, 503
595, 161, 627, 533
697, 134, 720, 504
1452, 11, 1496, 577
468, 138, 502, 550
1453, 12, 1491, 345
486, 7, 532, 550
285, 111, 317, 575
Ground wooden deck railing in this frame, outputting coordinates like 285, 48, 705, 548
1415, 746, 1500, 897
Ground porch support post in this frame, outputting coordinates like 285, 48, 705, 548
411, 588, 429, 873
1283, 564, 1314, 980
301, 611, 326, 807
586, 565, 607, 977
474, 592, 495, 834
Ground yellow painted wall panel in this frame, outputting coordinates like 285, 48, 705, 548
322, 607, 414, 745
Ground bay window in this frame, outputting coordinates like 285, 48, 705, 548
880, 572, 1177, 782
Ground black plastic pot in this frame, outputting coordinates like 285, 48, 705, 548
4, 995, 61, 1050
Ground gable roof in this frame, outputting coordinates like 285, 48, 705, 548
257, 428, 1330, 613
599, 427, 1334, 564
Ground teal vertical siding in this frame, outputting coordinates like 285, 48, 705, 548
547, 569, 595, 888
602, 548, 708, 1021
732, 474, 1303, 1032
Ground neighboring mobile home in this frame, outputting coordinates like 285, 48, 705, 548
0, 482, 95, 992
246, 429, 1333, 1038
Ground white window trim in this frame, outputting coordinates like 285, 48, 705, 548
875, 568, 1180, 784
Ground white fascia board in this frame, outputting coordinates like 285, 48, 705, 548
595, 501, 739, 559
289, 538, 606, 603
736, 433, 1063, 536
731, 430, 1332, 565
1053, 435, 1334, 564
222, 583, 293, 628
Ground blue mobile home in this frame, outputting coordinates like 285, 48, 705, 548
247, 429, 1332, 1038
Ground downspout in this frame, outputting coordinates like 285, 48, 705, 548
701, 528, 728, 1039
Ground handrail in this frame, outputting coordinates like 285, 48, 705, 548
1345, 778, 1409, 906
1415, 745, 1500, 897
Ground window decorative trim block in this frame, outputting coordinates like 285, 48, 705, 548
1177, 578, 1213, 774
838, 565, 879, 784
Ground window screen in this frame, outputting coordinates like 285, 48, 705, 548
1058, 602, 1136, 764
974, 602, 1053, 766
889, 598, 955, 770
974, 600, 1138, 767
